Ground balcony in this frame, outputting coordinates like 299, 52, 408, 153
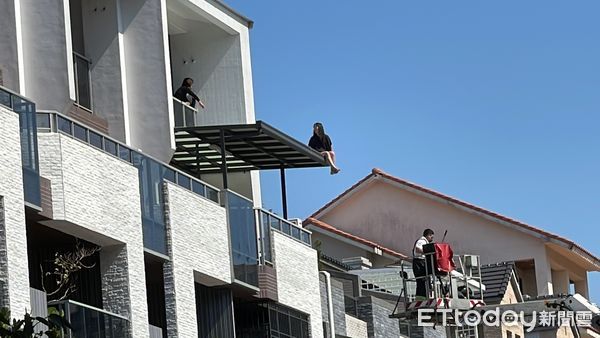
0, 86, 41, 207
224, 190, 312, 289
173, 97, 198, 128
36, 111, 219, 256
50, 299, 130, 338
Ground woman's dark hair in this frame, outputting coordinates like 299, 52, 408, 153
423, 229, 435, 236
313, 122, 325, 137
182, 78, 193, 87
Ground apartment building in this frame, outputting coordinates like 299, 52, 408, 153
0, 1, 329, 337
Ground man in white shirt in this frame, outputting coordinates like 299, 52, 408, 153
412, 229, 435, 300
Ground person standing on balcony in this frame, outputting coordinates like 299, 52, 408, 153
174, 78, 205, 109
413, 229, 435, 300
309, 122, 340, 175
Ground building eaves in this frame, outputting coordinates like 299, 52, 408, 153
308, 168, 600, 270
304, 217, 409, 260
208, 0, 254, 28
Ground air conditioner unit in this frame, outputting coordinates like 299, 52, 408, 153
288, 218, 302, 226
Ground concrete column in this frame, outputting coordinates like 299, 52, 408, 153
534, 256, 554, 296
574, 278, 589, 299
551, 270, 570, 295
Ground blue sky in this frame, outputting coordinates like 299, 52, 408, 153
224, 0, 600, 303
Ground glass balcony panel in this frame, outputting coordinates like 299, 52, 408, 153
73, 123, 87, 141
163, 167, 176, 183
89, 131, 103, 149
104, 138, 118, 156
206, 186, 219, 203
58, 116, 72, 134
176, 173, 191, 189
192, 180, 206, 196
227, 191, 258, 286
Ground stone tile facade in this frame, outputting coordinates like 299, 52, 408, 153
0, 107, 30, 314
163, 183, 230, 338
273, 231, 324, 337
37, 133, 149, 338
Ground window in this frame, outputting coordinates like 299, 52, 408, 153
456, 326, 477, 338
268, 304, 310, 338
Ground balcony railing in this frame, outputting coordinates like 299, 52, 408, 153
50, 299, 130, 338
261, 209, 311, 246
224, 190, 259, 287
73, 52, 92, 110
36, 111, 219, 204
36, 111, 220, 255
223, 192, 312, 283
0, 86, 41, 207
173, 97, 197, 127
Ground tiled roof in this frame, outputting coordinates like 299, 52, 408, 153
308, 168, 600, 269
479, 262, 517, 303
304, 217, 409, 260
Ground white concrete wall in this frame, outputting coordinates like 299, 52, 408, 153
20, 0, 74, 110
345, 314, 368, 338
273, 231, 324, 337
320, 178, 554, 295
164, 182, 230, 337
121, 0, 173, 162
0, 106, 31, 316
0, 0, 21, 91
170, 23, 245, 125
36, 132, 149, 338
80, 0, 128, 141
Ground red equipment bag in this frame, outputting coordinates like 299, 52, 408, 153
434, 243, 455, 273
423, 243, 456, 275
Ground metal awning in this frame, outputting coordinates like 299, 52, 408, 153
172, 121, 329, 219
172, 121, 327, 174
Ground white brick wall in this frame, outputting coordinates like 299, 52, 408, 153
0, 106, 31, 315
164, 183, 230, 337
37, 133, 149, 338
345, 314, 368, 338
273, 231, 324, 338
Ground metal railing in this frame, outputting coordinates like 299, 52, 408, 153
261, 208, 311, 247
73, 52, 92, 110
173, 97, 197, 127
351, 267, 410, 296
50, 299, 130, 338
36, 111, 220, 205
398, 253, 485, 308
0, 85, 41, 207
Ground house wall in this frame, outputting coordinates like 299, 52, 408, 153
273, 231, 324, 337
20, 0, 74, 110
345, 313, 368, 338
163, 182, 230, 337
0, 106, 30, 316
80, 0, 127, 142
121, 0, 173, 162
0, 0, 21, 91
37, 132, 149, 337
319, 179, 554, 295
